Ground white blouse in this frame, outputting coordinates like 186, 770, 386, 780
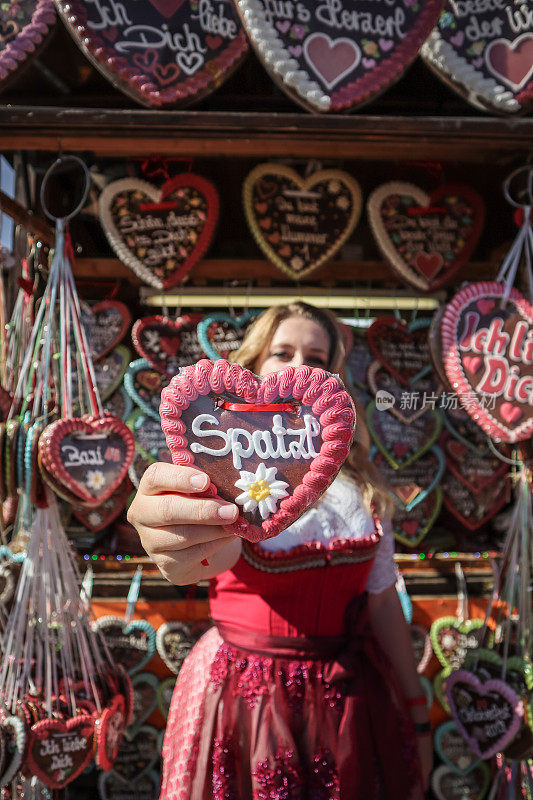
258, 471, 396, 594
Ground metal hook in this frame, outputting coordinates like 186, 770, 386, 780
503, 165, 533, 209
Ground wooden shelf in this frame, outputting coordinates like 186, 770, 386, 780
1, 107, 531, 161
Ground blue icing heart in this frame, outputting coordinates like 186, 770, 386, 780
197, 311, 260, 361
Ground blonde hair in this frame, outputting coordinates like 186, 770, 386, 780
231, 302, 392, 518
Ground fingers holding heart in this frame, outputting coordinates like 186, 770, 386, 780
138, 462, 211, 496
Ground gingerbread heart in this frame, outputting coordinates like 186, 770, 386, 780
26, 715, 96, 789
124, 359, 171, 421
99, 176, 219, 289
96, 694, 126, 771
447, 669, 524, 759
0, 0, 55, 90
160, 359, 356, 542
73, 346, 131, 404
132, 315, 206, 376
156, 620, 211, 675
431, 762, 490, 800
366, 401, 442, 469
422, 3, 533, 115
441, 472, 511, 530
99, 769, 160, 800
234, 0, 445, 112
127, 409, 171, 464
156, 677, 176, 720
94, 616, 156, 675
434, 720, 481, 776
197, 311, 259, 361
82, 300, 131, 360
440, 431, 510, 494
367, 316, 433, 387
243, 164, 361, 279
104, 387, 134, 423
109, 725, 160, 783
430, 616, 485, 670
129, 673, 159, 736
71, 479, 133, 532
0, 715, 26, 789
392, 488, 442, 548
442, 281, 533, 443
55, 0, 246, 107
367, 360, 442, 424
38, 415, 135, 506
368, 182, 484, 292
371, 446, 445, 511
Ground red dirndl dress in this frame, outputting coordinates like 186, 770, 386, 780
160, 482, 423, 800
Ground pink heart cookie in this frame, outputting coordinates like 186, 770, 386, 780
160, 359, 356, 542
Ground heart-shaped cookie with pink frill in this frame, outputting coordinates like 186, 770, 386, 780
160, 359, 356, 543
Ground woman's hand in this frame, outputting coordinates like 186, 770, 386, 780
127, 462, 242, 585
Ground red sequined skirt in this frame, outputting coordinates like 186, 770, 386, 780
160, 595, 423, 800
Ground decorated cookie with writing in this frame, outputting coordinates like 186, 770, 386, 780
93, 617, 157, 675
99, 769, 160, 800
156, 620, 211, 675
431, 616, 485, 670
84, 300, 131, 360
71, 479, 133, 532
0, 716, 26, 789
129, 673, 159, 736
447, 669, 524, 759
99, 176, 219, 289
127, 409, 171, 463
371, 446, 444, 510
422, 0, 533, 115
38, 415, 135, 507
26, 714, 96, 789
368, 182, 484, 291
110, 725, 160, 783
197, 311, 259, 361
235, 0, 445, 112
410, 623, 433, 674
243, 164, 362, 278
434, 720, 481, 775
442, 281, 533, 443
160, 359, 356, 542
156, 677, 176, 720
440, 431, 510, 493
124, 359, 170, 421
72, 346, 131, 406
367, 316, 433, 386
431, 762, 490, 800
96, 694, 126, 772
0, 0, 55, 90
367, 360, 442, 424
441, 471, 511, 530
366, 401, 442, 469
55, 0, 247, 107
392, 487, 442, 548
132, 315, 206, 376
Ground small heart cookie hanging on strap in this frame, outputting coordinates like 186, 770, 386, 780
431, 762, 490, 800
124, 359, 171, 421
84, 300, 131, 360
160, 359, 356, 542
94, 616, 157, 675
99, 175, 219, 289
392, 488, 442, 548
234, 0, 445, 112
109, 725, 160, 783
156, 621, 211, 675
440, 431, 510, 494
441, 281, 533, 443
366, 401, 442, 469
26, 715, 96, 789
0, 0, 55, 91
368, 182, 484, 292
243, 164, 362, 279
95, 694, 127, 772
367, 361, 442, 425
441, 472, 511, 530
421, 2, 533, 115
197, 311, 260, 361
132, 315, 206, 376
55, 0, 247, 107
71, 478, 133, 532
367, 316, 433, 386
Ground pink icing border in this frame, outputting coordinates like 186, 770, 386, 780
441, 281, 533, 443
55, 0, 248, 107
0, 0, 55, 83
446, 669, 524, 759
160, 359, 356, 543
329, 0, 446, 111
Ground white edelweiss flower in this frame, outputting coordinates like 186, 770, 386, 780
234, 463, 289, 520
86, 470, 106, 491
88, 512, 102, 527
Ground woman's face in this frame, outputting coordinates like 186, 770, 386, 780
255, 316, 331, 377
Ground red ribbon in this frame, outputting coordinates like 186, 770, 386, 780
407, 206, 448, 216
218, 401, 296, 413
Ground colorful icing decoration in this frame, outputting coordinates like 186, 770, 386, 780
367, 360, 442, 425
93, 616, 157, 675
446, 669, 524, 759
156, 620, 211, 675
441, 471, 511, 530
441, 281, 533, 443
108, 725, 160, 783
160, 359, 356, 543
371, 446, 445, 511
434, 720, 481, 775
234, 0, 445, 112
197, 311, 259, 361
243, 164, 362, 279
368, 182, 484, 292
25, 714, 96, 789
366, 401, 442, 469
99, 175, 219, 289
132, 315, 206, 377
431, 762, 490, 800
124, 358, 170, 421
392, 488, 442, 548
430, 616, 485, 671
0, 0, 55, 90
367, 316, 433, 387
55, 0, 247, 107
422, 0, 533, 115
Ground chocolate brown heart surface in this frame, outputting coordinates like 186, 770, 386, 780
133, 315, 206, 376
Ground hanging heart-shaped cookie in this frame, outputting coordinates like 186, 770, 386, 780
431, 762, 490, 800
422, 2, 533, 115
26, 715, 96, 789
99, 769, 160, 800
109, 725, 160, 783
441, 471, 511, 530
434, 720, 481, 776
440, 431, 510, 494
160, 359, 356, 542
243, 164, 361, 279
0, 0, 55, 91
197, 311, 259, 361
367, 360, 442, 424
71, 479, 133, 532
55, 0, 247, 107
372, 446, 445, 511
95, 694, 126, 772
368, 182, 484, 292
84, 300, 131, 361
367, 316, 433, 387
442, 281, 533, 443
430, 616, 485, 670
234, 0, 445, 112
94, 616, 157, 675
39, 415, 135, 507
366, 401, 442, 469
392, 488, 442, 548
156, 620, 211, 675
132, 315, 206, 376
0, 715, 26, 789
127, 409, 171, 464
99, 175, 219, 289
124, 359, 171, 421
129, 673, 159, 736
